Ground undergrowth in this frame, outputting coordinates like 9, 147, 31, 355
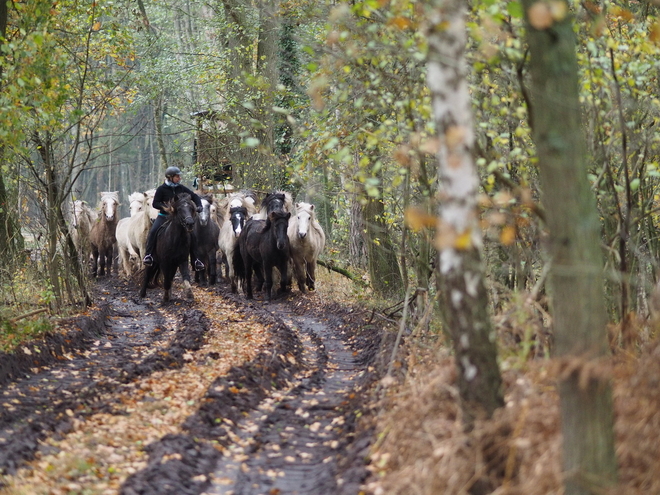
0, 256, 55, 352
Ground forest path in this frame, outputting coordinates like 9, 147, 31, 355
0, 275, 386, 495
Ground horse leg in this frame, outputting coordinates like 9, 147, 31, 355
200, 254, 209, 286
293, 255, 306, 293
263, 264, 274, 301
208, 250, 217, 285
244, 257, 254, 299
91, 246, 99, 277
179, 261, 194, 300
279, 259, 291, 295
254, 263, 264, 292
140, 265, 156, 298
162, 267, 177, 303
306, 259, 316, 291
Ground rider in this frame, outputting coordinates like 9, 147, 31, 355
142, 166, 205, 271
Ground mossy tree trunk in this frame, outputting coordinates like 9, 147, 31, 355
522, 1, 618, 492
362, 191, 403, 297
425, 0, 503, 425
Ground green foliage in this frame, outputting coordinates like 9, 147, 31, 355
290, 0, 433, 281
0, 261, 55, 351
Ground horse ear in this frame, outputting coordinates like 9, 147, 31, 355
296, 202, 301, 209
310, 204, 315, 211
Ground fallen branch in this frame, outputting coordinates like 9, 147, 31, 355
9, 307, 49, 324
317, 259, 368, 286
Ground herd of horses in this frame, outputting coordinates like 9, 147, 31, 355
66, 189, 325, 303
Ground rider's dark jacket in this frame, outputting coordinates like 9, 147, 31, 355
152, 182, 202, 216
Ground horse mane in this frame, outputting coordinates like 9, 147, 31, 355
219, 191, 258, 221
256, 190, 293, 219
99, 190, 119, 205
266, 209, 291, 228
162, 193, 192, 215
128, 191, 145, 203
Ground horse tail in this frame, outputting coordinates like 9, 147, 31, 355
232, 244, 245, 282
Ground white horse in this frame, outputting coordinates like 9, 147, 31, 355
128, 192, 146, 217
67, 199, 97, 263
116, 190, 158, 276
217, 192, 256, 291
287, 202, 325, 292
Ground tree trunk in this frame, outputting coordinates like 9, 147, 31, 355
522, 1, 618, 492
425, 0, 503, 425
222, 0, 257, 188
0, 0, 21, 262
254, 0, 280, 188
363, 193, 403, 297
154, 94, 168, 170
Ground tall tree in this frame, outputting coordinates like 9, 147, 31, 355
0, 0, 21, 262
522, 0, 618, 492
425, 0, 503, 425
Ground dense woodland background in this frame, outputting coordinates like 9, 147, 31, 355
1, 0, 660, 492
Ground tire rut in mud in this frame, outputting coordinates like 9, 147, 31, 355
0, 278, 388, 495
123, 289, 386, 495
206, 303, 365, 495
0, 278, 209, 482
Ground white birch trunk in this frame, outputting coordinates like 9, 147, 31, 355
425, 0, 503, 424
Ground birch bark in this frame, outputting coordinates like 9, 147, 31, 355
425, 0, 503, 425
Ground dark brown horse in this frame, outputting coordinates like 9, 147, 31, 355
233, 210, 291, 301
139, 194, 197, 303
90, 191, 119, 277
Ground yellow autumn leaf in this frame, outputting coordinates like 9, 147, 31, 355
405, 207, 436, 232
650, 21, 660, 43
500, 225, 517, 246
388, 16, 413, 30
548, 0, 568, 21
610, 6, 635, 22
446, 126, 467, 154
419, 138, 440, 155
528, 2, 553, 30
455, 231, 473, 250
92, 21, 101, 31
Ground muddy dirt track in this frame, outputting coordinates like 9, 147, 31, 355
0, 275, 393, 495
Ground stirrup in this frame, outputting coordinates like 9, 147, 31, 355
143, 254, 154, 266
194, 259, 205, 271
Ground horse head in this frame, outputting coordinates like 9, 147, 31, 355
229, 206, 248, 238
294, 202, 314, 239
99, 191, 119, 221
144, 189, 159, 221
267, 210, 291, 251
128, 192, 146, 217
263, 192, 285, 214
197, 195, 215, 227
173, 194, 197, 233
70, 200, 87, 228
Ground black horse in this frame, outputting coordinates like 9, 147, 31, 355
233, 209, 291, 301
257, 190, 292, 218
192, 195, 220, 286
139, 194, 197, 303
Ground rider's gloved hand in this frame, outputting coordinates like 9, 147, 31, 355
196, 206, 203, 212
